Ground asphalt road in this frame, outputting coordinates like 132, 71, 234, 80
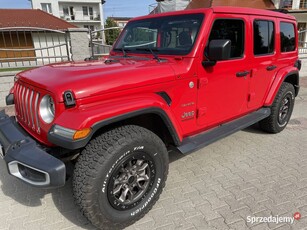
0, 77, 307, 230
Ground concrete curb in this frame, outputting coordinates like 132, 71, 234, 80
0, 71, 20, 77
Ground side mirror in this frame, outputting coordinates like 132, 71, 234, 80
203, 39, 231, 67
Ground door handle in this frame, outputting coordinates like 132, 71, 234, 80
266, 65, 277, 71
236, 71, 250, 77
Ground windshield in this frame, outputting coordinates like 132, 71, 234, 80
113, 14, 204, 55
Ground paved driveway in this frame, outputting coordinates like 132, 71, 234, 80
1, 77, 307, 230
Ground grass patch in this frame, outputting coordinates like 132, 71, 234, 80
0, 67, 31, 73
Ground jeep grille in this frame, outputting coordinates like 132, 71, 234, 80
15, 81, 41, 134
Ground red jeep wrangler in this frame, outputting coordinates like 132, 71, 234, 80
0, 7, 301, 229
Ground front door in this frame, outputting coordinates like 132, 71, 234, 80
197, 16, 251, 127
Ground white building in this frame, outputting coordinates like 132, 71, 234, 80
277, 0, 307, 45
31, 0, 104, 32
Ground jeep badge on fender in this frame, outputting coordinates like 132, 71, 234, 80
0, 7, 300, 229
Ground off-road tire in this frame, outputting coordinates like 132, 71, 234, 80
259, 82, 295, 133
73, 125, 169, 230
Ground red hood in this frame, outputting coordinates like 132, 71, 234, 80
17, 58, 176, 102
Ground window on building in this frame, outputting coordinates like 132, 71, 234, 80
69, 7, 74, 15
63, 7, 69, 16
63, 6, 74, 20
208, 19, 245, 59
300, 0, 307, 9
41, 3, 52, 14
253, 20, 275, 55
82, 6, 88, 16
280, 22, 296, 52
281, 0, 293, 9
83, 6, 93, 17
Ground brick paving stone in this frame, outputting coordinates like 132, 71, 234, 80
207, 217, 229, 229
228, 219, 248, 230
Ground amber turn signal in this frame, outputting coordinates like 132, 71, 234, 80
73, 128, 91, 140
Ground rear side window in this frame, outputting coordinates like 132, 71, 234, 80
208, 19, 244, 59
280, 22, 296, 52
254, 20, 275, 55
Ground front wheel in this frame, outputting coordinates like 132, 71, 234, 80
73, 125, 169, 229
259, 82, 295, 133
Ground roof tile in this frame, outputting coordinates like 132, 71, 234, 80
0, 9, 77, 30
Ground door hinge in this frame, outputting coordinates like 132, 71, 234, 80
197, 107, 207, 117
248, 93, 256, 102
198, 78, 208, 89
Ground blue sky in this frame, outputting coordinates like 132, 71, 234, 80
0, 0, 156, 18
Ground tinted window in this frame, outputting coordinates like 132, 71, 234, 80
114, 14, 204, 55
254, 20, 274, 55
208, 19, 244, 59
280, 22, 296, 52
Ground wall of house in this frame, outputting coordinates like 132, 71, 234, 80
58, 2, 100, 21
31, 0, 60, 17
114, 20, 129, 28
69, 22, 102, 31
31, 0, 104, 29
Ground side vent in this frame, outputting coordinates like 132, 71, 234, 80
156, 92, 172, 106
63, 91, 76, 108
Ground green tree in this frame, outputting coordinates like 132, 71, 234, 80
105, 18, 121, 45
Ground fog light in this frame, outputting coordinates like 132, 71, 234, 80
73, 128, 91, 140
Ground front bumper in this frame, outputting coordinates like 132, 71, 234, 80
0, 110, 66, 188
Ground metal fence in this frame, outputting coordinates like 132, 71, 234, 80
299, 30, 307, 55
0, 27, 71, 69
89, 27, 123, 58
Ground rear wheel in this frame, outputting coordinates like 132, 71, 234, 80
73, 125, 168, 229
259, 82, 295, 133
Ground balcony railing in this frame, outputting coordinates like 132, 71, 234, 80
60, 14, 100, 21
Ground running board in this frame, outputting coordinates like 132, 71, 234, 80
176, 108, 271, 155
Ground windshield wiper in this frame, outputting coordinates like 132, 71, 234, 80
122, 47, 128, 57
113, 47, 129, 57
136, 48, 161, 62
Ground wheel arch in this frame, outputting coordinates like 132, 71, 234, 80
91, 108, 181, 147
264, 69, 299, 106
283, 73, 300, 96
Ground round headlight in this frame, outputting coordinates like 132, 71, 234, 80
39, 95, 55, 124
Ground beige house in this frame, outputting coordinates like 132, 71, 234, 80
108, 17, 132, 28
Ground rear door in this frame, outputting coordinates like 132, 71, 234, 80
248, 17, 278, 109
